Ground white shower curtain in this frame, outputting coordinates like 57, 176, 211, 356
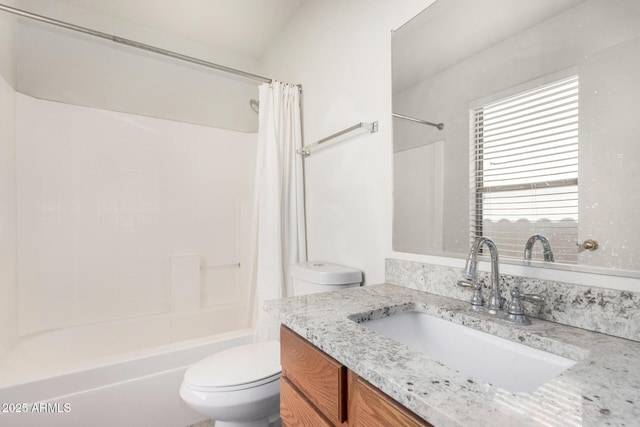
249, 81, 306, 341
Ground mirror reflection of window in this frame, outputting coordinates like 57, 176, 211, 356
392, 0, 640, 275
471, 75, 579, 262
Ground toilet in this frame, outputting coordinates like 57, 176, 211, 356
179, 261, 362, 427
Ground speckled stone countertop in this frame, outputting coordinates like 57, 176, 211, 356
264, 283, 640, 427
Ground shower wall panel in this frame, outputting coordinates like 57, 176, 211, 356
0, 75, 18, 356
15, 94, 256, 336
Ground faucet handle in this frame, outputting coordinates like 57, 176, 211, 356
508, 288, 545, 306
456, 279, 476, 288
506, 288, 544, 325
521, 293, 545, 304
457, 279, 484, 307
507, 288, 525, 315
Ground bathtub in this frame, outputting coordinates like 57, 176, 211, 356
0, 307, 254, 427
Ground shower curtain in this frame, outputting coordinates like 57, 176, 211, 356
249, 81, 306, 341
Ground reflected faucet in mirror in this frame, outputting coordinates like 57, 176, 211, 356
524, 234, 555, 262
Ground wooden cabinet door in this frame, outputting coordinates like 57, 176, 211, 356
281, 326, 347, 425
350, 372, 433, 427
281, 377, 333, 427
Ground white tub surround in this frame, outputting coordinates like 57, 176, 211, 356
15, 93, 256, 337
0, 329, 253, 427
0, 307, 250, 387
264, 284, 640, 426
386, 259, 640, 341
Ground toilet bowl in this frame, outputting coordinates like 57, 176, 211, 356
180, 341, 281, 427
180, 262, 362, 426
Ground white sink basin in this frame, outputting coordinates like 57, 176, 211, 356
359, 311, 576, 392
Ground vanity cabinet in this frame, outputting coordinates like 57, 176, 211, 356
280, 326, 432, 427
281, 325, 347, 425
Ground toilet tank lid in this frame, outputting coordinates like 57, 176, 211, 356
291, 261, 362, 285
184, 341, 280, 388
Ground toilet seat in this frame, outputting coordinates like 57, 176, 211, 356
184, 372, 281, 392
183, 341, 281, 393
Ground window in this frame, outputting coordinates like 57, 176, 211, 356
471, 75, 579, 262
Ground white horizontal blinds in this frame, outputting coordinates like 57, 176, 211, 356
472, 76, 579, 263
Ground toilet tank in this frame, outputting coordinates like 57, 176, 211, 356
291, 261, 363, 296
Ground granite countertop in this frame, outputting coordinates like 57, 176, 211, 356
264, 283, 640, 427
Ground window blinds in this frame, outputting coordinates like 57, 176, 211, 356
471, 75, 579, 262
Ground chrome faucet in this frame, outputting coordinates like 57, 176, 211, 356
524, 234, 555, 262
461, 237, 503, 313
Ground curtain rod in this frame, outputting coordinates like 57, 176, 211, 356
393, 112, 444, 130
0, 3, 276, 85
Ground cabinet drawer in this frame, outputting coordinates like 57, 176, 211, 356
281, 326, 347, 425
281, 377, 333, 427
353, 375, 432, 427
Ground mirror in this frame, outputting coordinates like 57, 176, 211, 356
392, 0, 640, 276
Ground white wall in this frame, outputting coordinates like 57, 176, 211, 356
14, 0, 260, 132
260, 0, 640, 291
393, 141, 443, 255
0, 2, 16, 87
259, 0, 435, 284
0, 5, 18, 358
0, 75, 18, 357
16, 94, 256, 336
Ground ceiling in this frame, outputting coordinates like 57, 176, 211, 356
56, 0, 305, 59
